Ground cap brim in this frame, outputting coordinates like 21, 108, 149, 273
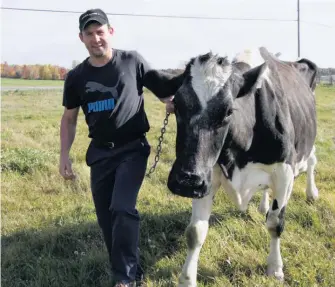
81, 16, 108, 30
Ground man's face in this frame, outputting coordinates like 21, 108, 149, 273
79, 22, 113, 58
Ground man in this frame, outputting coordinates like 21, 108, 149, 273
59, 8, 179, 287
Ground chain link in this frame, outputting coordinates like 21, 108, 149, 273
146, 112, 170, 177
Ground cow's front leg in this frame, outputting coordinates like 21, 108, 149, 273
258, 188, 270, 214
178, 194, 215, 287
178, 166, 221, 287
266, 164, 294, 281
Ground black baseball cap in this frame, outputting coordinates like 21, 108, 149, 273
79, 9, 109, 31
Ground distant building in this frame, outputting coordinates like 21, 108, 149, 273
319, 75, 335, 85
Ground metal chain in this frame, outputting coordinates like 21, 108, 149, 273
146, 112, 170, 177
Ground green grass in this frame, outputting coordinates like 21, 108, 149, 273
1, 78, 64, 87
1, 86, 335, 287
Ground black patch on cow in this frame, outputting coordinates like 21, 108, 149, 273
276, 206, 286, 237
272, 199, 279, 210
198, 52, 213, 64
232, 61, 251, 74
217, 56, 229, 66
186, 225, 198, 250
237, 63, 268, 97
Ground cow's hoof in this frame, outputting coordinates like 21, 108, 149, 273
178, 275, 196, 287
306, 187, 319, 202
267, 266, 284, 281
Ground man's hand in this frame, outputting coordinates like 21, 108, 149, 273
59, 154, 76, 180
160, 95, 175, 114
59, 107, 79, 181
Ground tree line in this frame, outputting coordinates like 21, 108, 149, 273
1, 62, 69, 80
1, 61, 334, 82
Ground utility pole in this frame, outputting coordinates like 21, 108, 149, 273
297, 0, 300, 58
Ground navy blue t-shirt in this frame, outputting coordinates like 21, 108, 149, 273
63, 49, 179, 142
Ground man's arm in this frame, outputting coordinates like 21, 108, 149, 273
135, 51, 185, 100
143, 70, 185, 100
59, 107, 79, 180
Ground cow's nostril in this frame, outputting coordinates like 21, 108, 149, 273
176, 171, 203, 188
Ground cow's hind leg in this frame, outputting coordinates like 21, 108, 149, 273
306, 146, 318, 201
178, 166, 221, 287
266, 164, 294, 281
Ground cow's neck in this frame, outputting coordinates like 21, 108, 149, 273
216, 72, 256, 180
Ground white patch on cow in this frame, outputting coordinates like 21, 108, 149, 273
259, 188, 270, 214
291, 146, 318, 201
294, 156, 308, 176
232, 48, 265, 68
178, 165, 222, 287
190, 55, 232, 109
258, 146, 318, 214
256, 65, 272, 89
219, 162, 276, 211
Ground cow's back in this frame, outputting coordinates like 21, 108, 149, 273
266, 58, 317, 164
225, 56, 317, 171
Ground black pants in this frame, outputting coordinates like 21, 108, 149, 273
87, 137, 150, 283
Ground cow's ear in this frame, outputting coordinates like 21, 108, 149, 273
169, 72, 185, 95
235, 63, 269, 98
294, 58, 318, 91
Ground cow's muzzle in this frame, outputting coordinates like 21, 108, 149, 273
167, 168, 209, 199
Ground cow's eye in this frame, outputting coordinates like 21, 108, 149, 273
222, 108, 233, 123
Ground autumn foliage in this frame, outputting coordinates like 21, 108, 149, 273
1, 62, 69, 80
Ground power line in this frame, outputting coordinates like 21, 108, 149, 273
1, 7, 296, 22
301, 20, 334, 28
2, 6, 333, 28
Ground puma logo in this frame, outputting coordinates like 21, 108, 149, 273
85, 79, 120, 99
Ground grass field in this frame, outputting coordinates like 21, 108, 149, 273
1, 78, 64, 87
1, 86, 335, 287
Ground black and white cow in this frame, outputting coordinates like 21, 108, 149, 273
166, 47, 318, 286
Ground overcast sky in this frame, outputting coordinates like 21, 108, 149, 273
1, 0, 335, 69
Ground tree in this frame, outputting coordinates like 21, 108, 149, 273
39, 65, 52, 80
22, 65, 30, 79
1, 62, 69, 80
51, 66, 60, 80
8, 66, 16, 78
1, 62, 10, 77
29, 65, 40, 80
59, 67, 67, 80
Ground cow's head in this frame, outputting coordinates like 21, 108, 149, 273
167, 51, 268, 199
